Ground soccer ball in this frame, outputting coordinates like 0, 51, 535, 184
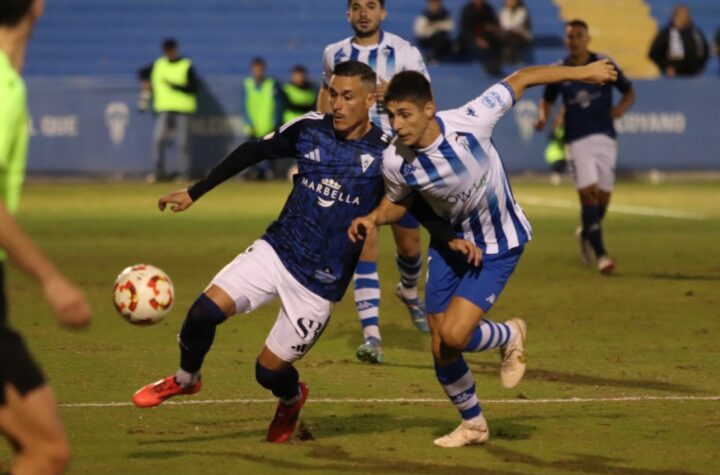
113, 264, 174, 325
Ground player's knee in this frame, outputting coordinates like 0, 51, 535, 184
255, 360, 281, 390
438, 324, 468, 351
185, 294, 228, 327
26, 436, 71, 475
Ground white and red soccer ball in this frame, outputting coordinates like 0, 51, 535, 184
113, 264, 174, 325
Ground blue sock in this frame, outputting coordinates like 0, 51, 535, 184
434, 356, 481, 420
464, 319, 515, 352
396, 253, 422, 290
178, 294, 228, 373
581, 205, 607, 257
354, 260, 381, 339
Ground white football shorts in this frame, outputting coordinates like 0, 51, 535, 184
211, 239, 333, 363
565, 133, 617, 192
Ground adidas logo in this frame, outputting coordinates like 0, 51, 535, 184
451, 392, 474, 405
485, 294, 496, 305
291, 344, 309, 354
304, 148, 321, 162
355, 301, 376, 311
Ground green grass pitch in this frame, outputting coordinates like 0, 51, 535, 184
2, 179, 719, 474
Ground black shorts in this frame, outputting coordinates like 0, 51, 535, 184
0, 264, 47, 406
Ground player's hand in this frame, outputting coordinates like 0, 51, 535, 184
584, 59, 618, 85
610, 106, 624, 119
534, 115, 547, 131
348, 215, 376, 243
376, 78, 389, 102
42, 275, 92, 329
448, 239, 483, 267
158, 189, 193, 212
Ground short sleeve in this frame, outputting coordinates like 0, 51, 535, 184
613, 62, 633, 94
382, 150, 414, 204
403, 45, 431, 82
458, 81, 516, 134
543, 83, 560, 103
321, 46, 334, 87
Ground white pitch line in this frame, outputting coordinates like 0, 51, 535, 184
59, 395, 720, 409
518, 195, 705, 220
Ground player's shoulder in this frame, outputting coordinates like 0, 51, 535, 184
382, 31, 420, 54
278, 111, 328, 135
361, 124, 392, 151
323, 36, 353, 57
383, 137, 416, 164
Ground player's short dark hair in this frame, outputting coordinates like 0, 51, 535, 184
384, 71, 433, 107
0, 0, 35, 27
332, 60, 377, 91
566, 19, 589, 31
162, 38, 178, 51
347, 0, 385, 8
251, 56, 266, 67
292, 64, 307, 74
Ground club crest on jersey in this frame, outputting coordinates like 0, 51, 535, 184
301, 176, 360, 208
360, 153, 375, 173
401, 163, 417, 177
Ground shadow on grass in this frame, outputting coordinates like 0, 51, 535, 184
467, 361, 698, 393
128, 444, 524, 475
486, 445, 698, 475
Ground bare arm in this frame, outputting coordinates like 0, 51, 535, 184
535, 98, 554, 131
505, 59, 618, 101
0, 204, 91, 328
611, 88, 636, 119
316, 85, 331, 113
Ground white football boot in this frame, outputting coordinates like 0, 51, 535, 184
434, 420, 490, 448
500, 318, 527, 389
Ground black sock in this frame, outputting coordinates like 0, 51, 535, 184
178, 294, 228, 373
581, 205, 607, 258
255, 360, 300, 402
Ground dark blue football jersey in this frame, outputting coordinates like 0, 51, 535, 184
259, 112, 388, 302
542, 52, 633, 143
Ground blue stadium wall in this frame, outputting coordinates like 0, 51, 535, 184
25, 75, 720, 175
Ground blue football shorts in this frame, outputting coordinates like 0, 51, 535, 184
425, 244, 524, 314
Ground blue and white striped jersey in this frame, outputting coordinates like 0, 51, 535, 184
322, 31, 430, 135
382, 82, 532, 255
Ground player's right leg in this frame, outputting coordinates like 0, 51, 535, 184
133, 241, 277, 407
0, 384, 71, 475
353, 227, 383, 364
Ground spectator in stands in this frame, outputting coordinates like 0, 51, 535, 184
281, 65, 317, 125
414, 0, 454, 64
498, 0, 532, 64
458, 0, 502, 75
648, 4, 709, 76
243, 57, 283, 180
138, 38, 199, 182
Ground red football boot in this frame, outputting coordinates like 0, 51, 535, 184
132, 375, 202, 408
266, 382, 309, 443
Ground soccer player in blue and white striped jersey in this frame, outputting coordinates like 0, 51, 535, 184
318, 0, 433, 365
349, 60, 617, 447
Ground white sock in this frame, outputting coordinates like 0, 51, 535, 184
175, 368, 200, 387
363, 325, 381, 341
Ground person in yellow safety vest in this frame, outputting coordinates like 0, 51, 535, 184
243, 57, 283, 180
282, 65, 318, 125
543, 109, 567, 185
138, 38, 199, 182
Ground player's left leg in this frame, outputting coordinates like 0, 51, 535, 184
261, 265, 332, 443
391, 215, 429, 334
353, 228, 383, 363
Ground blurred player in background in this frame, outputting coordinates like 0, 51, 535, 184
318, 0, 432, 365
138, 38, 199, 182
349, 60, 617, 447
132, 61, 477, 444
0, 0, 92, 472
535, 20, 635, 274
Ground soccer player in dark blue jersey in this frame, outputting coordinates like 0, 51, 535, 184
536, 20, 635, 274
132, 61, 479, 443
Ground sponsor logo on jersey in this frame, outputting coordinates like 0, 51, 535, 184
314, 267, 337, 284
481, 91, 503, 109
443, 173, 488, 204
301, 177, 361, 208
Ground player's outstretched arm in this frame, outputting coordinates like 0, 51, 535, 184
505, 59, 618, 100
158, 189, 193, 213
0, 204, 92, 328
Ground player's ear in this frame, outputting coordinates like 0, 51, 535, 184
423, 100, 436, 119
380, 8, 388, 21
